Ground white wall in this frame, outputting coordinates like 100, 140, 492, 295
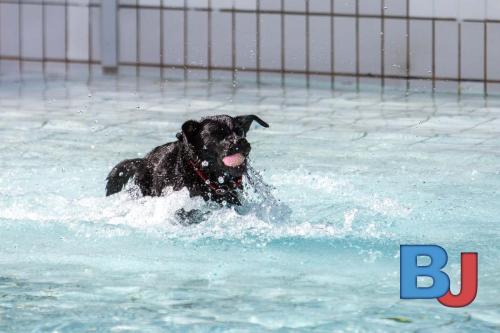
1, 0, 499, 87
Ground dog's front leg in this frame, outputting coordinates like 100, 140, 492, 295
174, 208, 210, 225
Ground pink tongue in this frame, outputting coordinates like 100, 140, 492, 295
223, 153, 245, 167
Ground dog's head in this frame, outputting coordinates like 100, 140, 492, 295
177, 115, 269, 177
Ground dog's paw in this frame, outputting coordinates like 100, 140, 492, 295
174, 208, 210, 226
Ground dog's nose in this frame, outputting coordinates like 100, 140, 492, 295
235, 138, 250, 153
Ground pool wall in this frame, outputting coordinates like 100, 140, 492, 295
1, 0, 500, 94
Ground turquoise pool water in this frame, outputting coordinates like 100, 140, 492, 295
1, 66, 499, 332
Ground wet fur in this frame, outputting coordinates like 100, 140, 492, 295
106, 115, 269, 209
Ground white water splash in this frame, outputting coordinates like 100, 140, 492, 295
0, 167, 400, 243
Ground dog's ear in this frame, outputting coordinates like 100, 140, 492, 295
176, 120, 200, 144
235, 115, 269, 134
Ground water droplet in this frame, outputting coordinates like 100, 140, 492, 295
201, 160, 209, 167
205, 180, 210, 185
222, 200, 227, 206
119, 172, 124, 176
218, 176, 224, 184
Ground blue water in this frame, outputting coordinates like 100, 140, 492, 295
1, 67, 500, 332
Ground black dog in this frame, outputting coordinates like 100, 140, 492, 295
106, 115, 269, 211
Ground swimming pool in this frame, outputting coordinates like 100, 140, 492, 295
1, 68, 499, 332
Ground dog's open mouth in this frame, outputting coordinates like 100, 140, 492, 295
222, 153, 245, 167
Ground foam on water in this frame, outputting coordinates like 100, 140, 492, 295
0, 167, 402, 243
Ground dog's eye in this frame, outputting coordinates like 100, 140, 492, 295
235, 127, 245, 137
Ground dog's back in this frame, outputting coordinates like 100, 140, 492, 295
106, 141, 182, 197
105, 158, 144, 196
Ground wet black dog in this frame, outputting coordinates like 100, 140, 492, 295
106, 115, 269, 218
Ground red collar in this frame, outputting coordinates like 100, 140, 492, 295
188, 160, 243, 195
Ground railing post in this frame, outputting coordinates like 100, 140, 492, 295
100, 0, 118, 73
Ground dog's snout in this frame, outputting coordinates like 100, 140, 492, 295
229, 136, 250, 154
237, 138, 250, 153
